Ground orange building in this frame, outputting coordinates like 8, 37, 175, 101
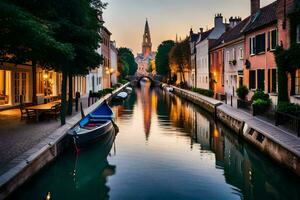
243, 1, 278, 101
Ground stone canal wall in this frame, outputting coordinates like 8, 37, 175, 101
0, 83, 130, 200
172, 86, 222, 115
170, 86, 300, 176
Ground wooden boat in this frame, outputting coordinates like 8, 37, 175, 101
112, 91, 128, 101
68, 102, 116, 146
125, 87, 133, 93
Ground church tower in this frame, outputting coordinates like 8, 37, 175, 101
142, 19, 152, 57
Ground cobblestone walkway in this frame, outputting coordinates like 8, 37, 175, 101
0, 97, 89, 175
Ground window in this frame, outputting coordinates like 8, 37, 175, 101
249, 70, 256, 89
268, 29, 278, 50
249, 37, 256, 55
232, 48, 236, 60
257, 69, 265, 91
256, 33, 266, 54
297, 24, 300, 44
272, 69, 277, 93
239, 48, 244, 59
295, 69, 300, 95
226, 51, 230, 62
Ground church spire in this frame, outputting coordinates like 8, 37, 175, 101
142, 18, 152, 56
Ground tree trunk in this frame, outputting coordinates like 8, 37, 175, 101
32, 60, 37, 105
61, 71, 67, 125
68, 73, 73, 115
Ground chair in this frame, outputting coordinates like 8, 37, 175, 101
46, 103, 61, 119
19, 104, 27, 120
20, 103, 36, 121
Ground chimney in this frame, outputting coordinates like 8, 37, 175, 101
214, 13, 223, 28
251, 0, 260, 15
190, 28, 194, 36
229, 16, 242, 28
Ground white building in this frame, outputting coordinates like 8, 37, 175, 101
195, 14, 226, 89
86, 46, 103, 93
110, 41, 118, 85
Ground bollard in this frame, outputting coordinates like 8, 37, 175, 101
75, 91, 80, 112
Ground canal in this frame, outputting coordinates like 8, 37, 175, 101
10, 82, 300, 200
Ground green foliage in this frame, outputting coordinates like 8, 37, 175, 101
118, 47, 137, 76
251, 90, 270, 102
102, 88, 114, 94
252, 99, 271, 108
192, 88, 214, 97
277, 102, 300, 117
155, 40, 175, 76
274, 44, 300, 103
169, 39, 191, 82
236, 86, 249, 100
0, 0, 74, 65
251, 90, 271, 111
118, 79, 128, 85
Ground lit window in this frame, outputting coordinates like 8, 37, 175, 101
296, 69, 300, 95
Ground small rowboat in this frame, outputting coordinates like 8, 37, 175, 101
125, 87, 133, 93
68, 101, 117, 147
112, 91, 128, 101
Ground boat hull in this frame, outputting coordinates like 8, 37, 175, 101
73, 121, 114, 147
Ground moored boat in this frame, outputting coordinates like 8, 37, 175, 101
112, 91, 128, 101
68, 101, 116, 147
125, 87, 133, 93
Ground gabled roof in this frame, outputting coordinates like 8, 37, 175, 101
190, 33, 200, 43
196, 29, 214, 44
243, 1, 277, 33
210, 17, 249, 49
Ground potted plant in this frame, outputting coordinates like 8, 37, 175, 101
236, 85, 250, 109
251, 90, 272, 116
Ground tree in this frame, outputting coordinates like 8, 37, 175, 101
0, 0, 75, 104
169, 39, 191, 84
118, 54, 129, 79
1, 0, 104, 125
155, 40, 175, 78
118, 47, 137, 76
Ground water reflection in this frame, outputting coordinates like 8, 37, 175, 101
11, 84, 300, 200
9, 130, 116, 200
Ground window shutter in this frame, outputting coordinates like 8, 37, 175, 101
249, 38, 252, 54
253, 37, 256, 54
267, 31, 271, 51
272, 69, 277, 93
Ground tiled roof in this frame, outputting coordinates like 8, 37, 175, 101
242, 1, 277, 33
190, 33, 200, 43
196, 29, 214, 44
210, 17, 249, 49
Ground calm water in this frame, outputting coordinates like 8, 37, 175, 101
10, 82, 300, 200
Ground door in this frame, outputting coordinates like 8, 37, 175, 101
14, 72, 27, 104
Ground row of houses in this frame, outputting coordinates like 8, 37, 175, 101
0, 18, 118, 109
187, 0, 300, 104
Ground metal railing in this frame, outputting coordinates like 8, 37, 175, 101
275, 111, 300, 137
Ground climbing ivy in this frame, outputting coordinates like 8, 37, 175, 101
274, 44, 300, 103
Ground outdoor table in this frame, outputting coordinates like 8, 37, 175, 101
26, 101, 61, 122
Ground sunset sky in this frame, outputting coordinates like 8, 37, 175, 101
103, 0, 275, 55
